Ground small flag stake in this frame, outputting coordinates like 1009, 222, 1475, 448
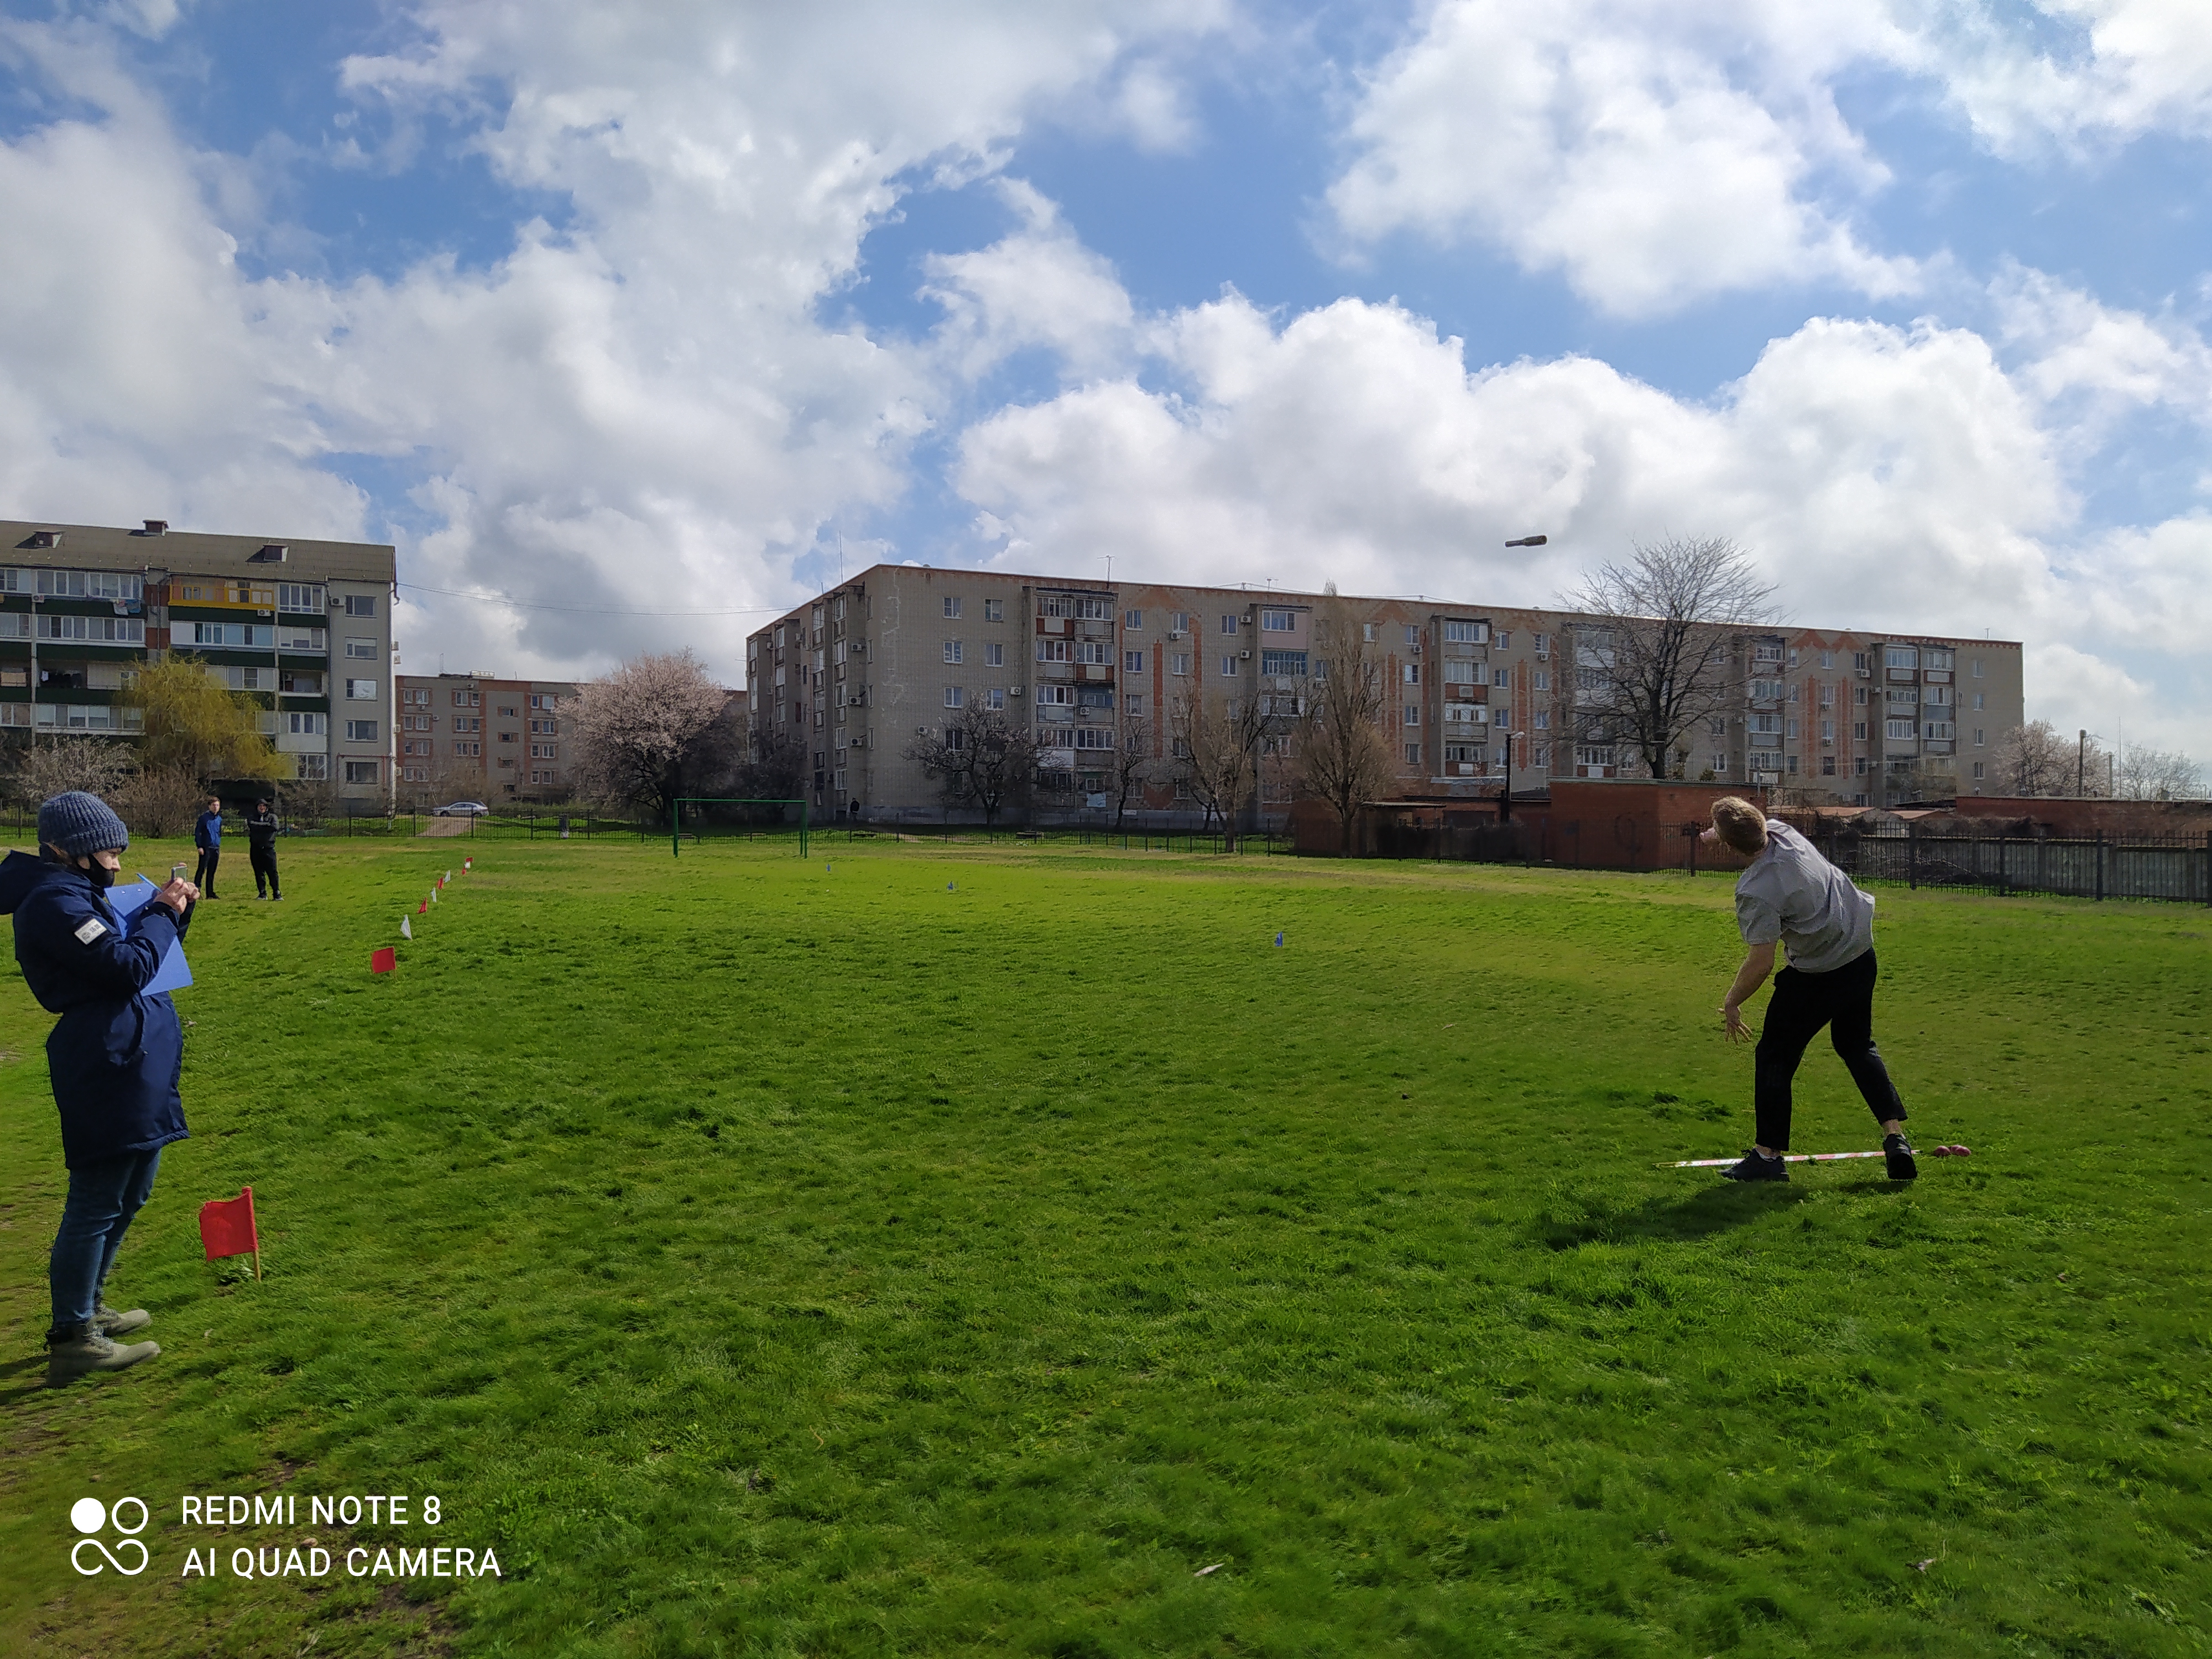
199, 1187, 260, 1279
418, 900, 427, 915
371, 946, 397, 975
445, 870, 453, 881
431, 888, 439, 904
400, 915, 413, 940
463, 858, 471, 870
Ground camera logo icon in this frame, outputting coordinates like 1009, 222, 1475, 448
70, 1497, 149, 1575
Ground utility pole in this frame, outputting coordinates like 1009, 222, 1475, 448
2078, 728, 2087, 798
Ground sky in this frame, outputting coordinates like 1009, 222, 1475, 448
2, 0, 2208, 759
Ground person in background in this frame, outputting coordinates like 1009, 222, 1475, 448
246, 798, 283, 900
192, 795, 222, 899
1, 791, 197, 1385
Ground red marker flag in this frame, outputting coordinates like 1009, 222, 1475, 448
418, 900, 427, 914
463, 858, 472, 871
200, 1187, 260, 1279
371, 946, 397, 974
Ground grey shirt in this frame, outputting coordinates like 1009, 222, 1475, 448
1734, 820, 1875, 974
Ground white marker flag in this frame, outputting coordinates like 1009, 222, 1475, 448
400, 915, 412, 939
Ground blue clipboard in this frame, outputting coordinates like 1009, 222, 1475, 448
114, 878, 194, 994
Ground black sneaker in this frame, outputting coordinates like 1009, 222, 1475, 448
1723, 1149, 1788, 1182
1884, 1133, 1918, 1181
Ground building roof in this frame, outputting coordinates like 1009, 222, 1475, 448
3, 518, 394, 584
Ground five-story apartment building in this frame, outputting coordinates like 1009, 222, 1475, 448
747, 564, 2025, 822
2, 519, 396, 810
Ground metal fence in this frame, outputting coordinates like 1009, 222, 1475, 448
1807, 825, 2212, 904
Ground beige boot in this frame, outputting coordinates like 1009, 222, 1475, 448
47, 1331, 160, 1386
95, 1307, 153, 1338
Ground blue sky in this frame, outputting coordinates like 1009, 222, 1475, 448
1, 0, 2208, 760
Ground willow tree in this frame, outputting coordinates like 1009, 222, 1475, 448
124, 656, 284, 782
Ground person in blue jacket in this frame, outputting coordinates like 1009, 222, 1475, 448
1, 791, 198, 1385
192, 795, 222, 898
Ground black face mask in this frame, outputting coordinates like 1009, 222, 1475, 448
75, 858, 118, 891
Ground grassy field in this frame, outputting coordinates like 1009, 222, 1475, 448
1, 833, 2206, 1657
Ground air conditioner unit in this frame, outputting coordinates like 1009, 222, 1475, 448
1010, 685, 1024, 696
1239, 649, 1250, 659
1857, 667, 1872, 677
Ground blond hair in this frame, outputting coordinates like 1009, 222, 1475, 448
1710, 796, 1769, 856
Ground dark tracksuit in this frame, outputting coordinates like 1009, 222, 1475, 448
193, 807, 222, 896
246, 808, 281, 898
1, 851, 192, 1340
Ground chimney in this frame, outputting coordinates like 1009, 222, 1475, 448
139, 519, 168, 536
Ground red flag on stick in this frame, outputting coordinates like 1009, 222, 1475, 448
200, 1187, 260, 1279
418, 900, 427, 914
371, 947, 397, 974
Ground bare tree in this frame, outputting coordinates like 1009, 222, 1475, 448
1106, 709, 1161, 831
904, 704, 1037, 827
2113, 742, 2204, 801
571, 651, 732, 826
1171, 688, 1275, 851
7, 735, 136, 809
1296, 620, 1391, 853
1990, 720, 2111, 797
1559, 536, 1779, 779
115, 764, 209, 838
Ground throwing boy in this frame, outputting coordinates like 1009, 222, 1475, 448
1703, 796, 1917, 1183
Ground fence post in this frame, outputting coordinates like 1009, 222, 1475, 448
2205, 831, 2211, 907
1997, 836, 2008, 898
2095, 831, 2105, 901
1907, 821, 1917, 890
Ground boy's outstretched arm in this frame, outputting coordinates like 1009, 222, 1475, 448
1721, 941, 1776, 1043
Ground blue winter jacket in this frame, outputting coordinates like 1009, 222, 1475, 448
194, 809, 222, 849
1, 850, 192, 1168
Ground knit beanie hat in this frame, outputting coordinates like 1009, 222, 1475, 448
38, 791, 131, 859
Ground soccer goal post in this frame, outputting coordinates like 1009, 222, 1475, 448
671, 798, 810, 859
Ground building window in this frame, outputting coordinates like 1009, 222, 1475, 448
1886, 720, 1916, 740
1170, 611, 1189, 633
944, 640, 964, 664
986, 688, 1005, 711
345, 719, 378, 742
1171, 653, 1190, 676
453, 741, 481, 758
342, 637, 376, 660
1576, 745, 1616, 768
1973, 760, 1986, 780
943, 686, 964, 708
1495, 630, 1511, 649
984, 598, 1003, 622
1073, 640, 1110, 665
1532, 669, 1549, 692
1036, 685, 1074, 706
1491, 667, 1510, 688
1442, 620, 1485, 644
1260, 608, 1295, 632
531, 743, 557, 759
1855, 757, 1869, 775
1124, 693, 1143, 714
1973, 728, 1985, 747
1711, 754, 1728, 774
344, 759, 379, 785
942, 596, 962, 618
985, 641, 1004, 667
1261, 650, 1306, 677
1124, 650, 1144, 672
1402, 663, 1420, 685
1533, 711, 1550, 730
295, 754, 328, 781
453, 690, 480, 707
1220, 614, 1239, 635
1402, 706, 1420, 727
286, 712, 327, 736
1220, 655, 1238, 677
1403, 743, 1421, 765
343, 594, 376, 617
1037, 639, 1071, 662
1971, 657, 1985, 677
346, 678, 378, 701
1125, 609, 1144, 630
1887, 647, 1918, 670
1362, 623, 1378, 643
1754, 643, 1783, 663
1819, 650, 1834, 669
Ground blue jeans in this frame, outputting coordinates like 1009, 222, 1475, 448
49, 1148, 163, 1340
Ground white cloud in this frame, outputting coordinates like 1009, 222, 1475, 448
1326, 0, 2212, 316
953, 289, 2212, 756
920, 180, 1135, 380
1327, 0, 1919, 316
0, 3, 1230, 682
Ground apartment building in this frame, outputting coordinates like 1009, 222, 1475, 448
395, 672, 581, 804
745, 564, 2026, 822
2, 518, 397, 810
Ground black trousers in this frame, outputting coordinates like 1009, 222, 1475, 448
1754, 948, 1906, 1151
250, 847, 280, 897
193, 847, 220, 895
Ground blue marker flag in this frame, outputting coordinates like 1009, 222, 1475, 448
1275, 932, 1284, 947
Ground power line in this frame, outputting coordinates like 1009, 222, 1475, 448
397, 581, 784, 619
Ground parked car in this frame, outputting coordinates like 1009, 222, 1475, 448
432, 801, 491, 817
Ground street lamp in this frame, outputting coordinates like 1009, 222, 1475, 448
1504, 534, 1548, 548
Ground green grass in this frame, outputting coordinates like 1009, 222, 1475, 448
2, 835, 2208, 1657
